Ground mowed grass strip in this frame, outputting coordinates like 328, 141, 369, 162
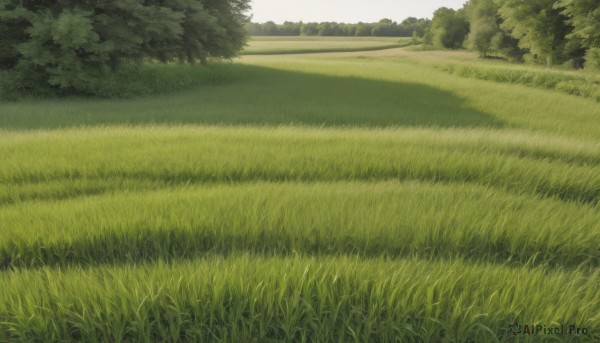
1, 127, 598, 205
242, 36, 412, 55
1, 256, 598, 342
1, 181, 598, 269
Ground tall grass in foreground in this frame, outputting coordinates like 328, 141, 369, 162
1, 127, 598, 204
1, 256, 598, 342
1, 45, 599, 342
1, 181, 598, 269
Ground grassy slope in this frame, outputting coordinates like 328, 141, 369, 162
2, 50, 599, 138
1, 42, 599, 342
426, 51, 600, 102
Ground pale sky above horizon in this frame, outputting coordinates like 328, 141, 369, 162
249, 0, 468, 24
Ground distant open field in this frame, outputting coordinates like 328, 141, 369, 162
1, 40, 599, 342
243, 36, 412, 54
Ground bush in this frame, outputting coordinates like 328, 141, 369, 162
585, 48, 600, 71
440, 63, 600, 101
431, 7, 469, 49
1, 62, 245, 100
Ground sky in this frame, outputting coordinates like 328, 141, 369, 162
249, 0, 468, 24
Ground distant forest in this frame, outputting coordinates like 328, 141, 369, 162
247, 0, 600, 70
245, 18, 431, 38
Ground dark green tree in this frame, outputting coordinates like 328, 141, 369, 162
371, 18, 401, 37
555, 0, 600, 68
355, 23, 373, 37
400, 17, 431, 38
467, 0, 498, 57
317, 22, 337, 36
466, 0, 524, 60
0, 0, 250, 95
499, 0, 572, 66
281, 21, 301, 36
244, 19, 428, 38
300, 22, 319, 36
430, 7, 469, 49
555, 0, 600, 48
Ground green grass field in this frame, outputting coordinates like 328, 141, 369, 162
242, 36, 412, 54
1, 39, 599, 342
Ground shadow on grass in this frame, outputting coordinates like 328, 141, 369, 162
0, 64, 505, 129
2, 225, 596, 272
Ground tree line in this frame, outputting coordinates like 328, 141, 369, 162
1, 0, 598, 97
247, 1, 599, 70
0, 0, 251, 95
245, 18, 431, 39
428, 0, 599, 69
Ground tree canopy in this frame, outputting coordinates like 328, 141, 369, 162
430, 7, 469, 49
556, 0, 600, 69
498, 0, 573, 66
0, 0, 250, 95
424, 0, 598, 69
555, 0, 600, 49
465, 0, 523, 60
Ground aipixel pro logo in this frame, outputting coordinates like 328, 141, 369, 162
509, 322, 590, 336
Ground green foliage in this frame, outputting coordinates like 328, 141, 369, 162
0, 0, 250, 97
411, 30, 420, 45
403, 17, 431, 38
355, 23, 372, 36
556, 0, 600, 49
468, 19, 496, 57
430, 7, 469, 49
467, 0, 497, 56
1, 61, 240, 99
245, 18, 431, 38
466, 0, 524, 60
17, 8, 113, 92
499, 0, 573, 66
585, 47, 600, 71
489, 30, 525, 62
423, 29, 433, 45
556, 0, 600, 68
451, 0, 600, 67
